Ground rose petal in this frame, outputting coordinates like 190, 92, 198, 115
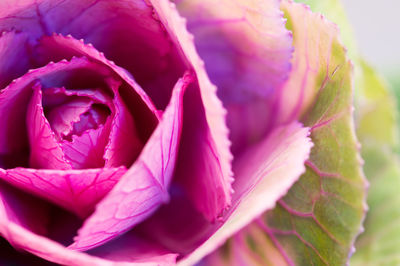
0, 181, 50, 240
0, 31, 31, 89
178, 122, 312, 265
61, 125, 110, 170
0, 221, 174, 265
0, 55, 112, 166
46, 96, 93, 139
176, 0, 293, 152
0, 32, 32, 161
44, 87, 113, 107
0, 166, 127, 218
27, 83, 71, 169
104, 90, 143, 168
68, 73, 192, 251
87, 230, 178, 264
149, 0, 233, 222
137, 122, 312, 262
35, 33, 160, 123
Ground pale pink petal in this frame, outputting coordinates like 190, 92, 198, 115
35, 33, 160, 122
178, 122, 312, 265
61, 125, 110, 170
137, 122, 312, 262
149, 0, 233, 222
104, 91, 143, 168
176, 0, 293, 152
0, 208, 174, 266
0, 167, 127, 218
26, 83, 71, 170
3, 0, 183, 110
69, 73, 191, 251
46, 97, 93, 139
276, 0, 340, 124
44, 86, 113, 107
0, 56, 115, 169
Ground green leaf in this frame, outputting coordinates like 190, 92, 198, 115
351, 145, 400, 265
259, 2, 366, 264
355, 61, 399, 148
350, 61, 400, 266
296, 1, 400, 264
201, 1, 367, 265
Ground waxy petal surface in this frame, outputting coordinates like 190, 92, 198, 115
277, 0, 339, 124
1, 0, 184, 109
35, 33, 160, 122
177, 122, 311, 264
208, 2, 367, 265
61, 125, 110, 170
0, 31, 31, 90
69, 74, 191, 251
140, 122, 311, 263
176, 0, 293, 152
46, 97, 93, 139
0, 56, 114, 165
0, 31, 32, 160
27, 84, 71, 170
0, 183, 176, 265
257, 2, 366, 265
150, 0, 233, 221
0, 167, 126, 218
104, 92, 143, 168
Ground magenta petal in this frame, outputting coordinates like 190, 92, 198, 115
61, 125, 110, 169
0, 181, 50, 239
0, 33, 33, 158
44, 87, 113, 107
27, 83, 71, 170
149, 0, 233, 221
0, 220, 173, 265
175, 0, 293, 152
0, 56, 113, 169
68, 74, 191, 251
138, 122, 312, 261
35, 34, 160, 120
179, 122, 312, 264
0, 31, 31, 89
46, 96, 93, 139
0, 167, 127, 218
87, 230, 178, 263
104, 91, 143, 168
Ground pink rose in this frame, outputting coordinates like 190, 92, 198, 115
0, 0, 365, 265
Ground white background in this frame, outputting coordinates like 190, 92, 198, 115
342, 0, 400, 75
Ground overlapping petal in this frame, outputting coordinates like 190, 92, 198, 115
0, 57, 110, 168
178, 122, 309, 263
69, 73, 192, 251
139, 122, 312, 264
0, 0, 185, 110
175, 0, 293, 153
0, 182, 176, 265
46, 95, 94, 139
27, 83, 72, 169
203, 2, 367, 264
150, 0, 234, 222
0, 167, 126, 218
276, 0, 341, 124
104, 91, 143, 168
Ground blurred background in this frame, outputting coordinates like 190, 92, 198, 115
342, 0, 400, 93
